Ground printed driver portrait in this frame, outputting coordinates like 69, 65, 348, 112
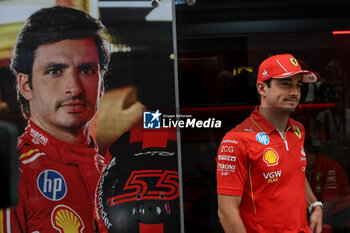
216, 54, 324, 233
1, 6, 113, 233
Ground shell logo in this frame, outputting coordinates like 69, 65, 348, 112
263, 148, 279, 166
51, 205, 85, 233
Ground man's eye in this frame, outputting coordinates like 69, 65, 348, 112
45, 69, 61, 76
80, 67, 97, 75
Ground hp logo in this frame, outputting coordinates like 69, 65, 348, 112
37, 170, 67, 201
256, 133, 269, 145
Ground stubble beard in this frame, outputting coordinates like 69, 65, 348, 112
281, 106, 297, 115
281, 97, 299, 114
55, 114, 90, 134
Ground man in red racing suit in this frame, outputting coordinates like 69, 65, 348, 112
0, 6, 111, 233
216, 54, 323, 233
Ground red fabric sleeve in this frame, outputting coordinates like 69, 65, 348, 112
216, 132, 248, 196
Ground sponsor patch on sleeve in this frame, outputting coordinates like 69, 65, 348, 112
218, 155, 237, 162
217, 137, 239, 176
217, 162, 236, 176
219, 145, 234, 153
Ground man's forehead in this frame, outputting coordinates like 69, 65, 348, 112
36, 37, 97, 48
33, 38, 99, 68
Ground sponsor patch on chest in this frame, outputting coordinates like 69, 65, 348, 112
37, 170, 67, 201
256, 133, 270, 145
51, 205, 85, 232
262, 170, 282, 183
262, 148, 279, 166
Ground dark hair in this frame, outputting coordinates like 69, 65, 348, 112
10, 6, 110, 118
263, 79, 272, 88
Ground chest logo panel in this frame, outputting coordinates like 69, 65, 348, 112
51, 205, 85, 233
263, 148, 279, 166
263, 170, 282, 183
37, 170, 67, 201
293, 125, 302, 139
256, 133, 269, 145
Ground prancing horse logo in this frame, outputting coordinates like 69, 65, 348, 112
290, 57, 298, 67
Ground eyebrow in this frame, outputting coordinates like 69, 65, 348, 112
42, 62, 99, 70
43, 63, 68, 70
77, 62, 99, 69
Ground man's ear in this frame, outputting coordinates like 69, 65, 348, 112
256, 81, 267, 97
18, 73, 32, 100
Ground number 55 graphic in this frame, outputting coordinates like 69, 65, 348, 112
108, 170, 179, 206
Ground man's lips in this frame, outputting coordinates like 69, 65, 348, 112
284, 98, 299, 104
59, 101, 87, 113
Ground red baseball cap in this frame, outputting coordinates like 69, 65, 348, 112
257, 54, 317, 83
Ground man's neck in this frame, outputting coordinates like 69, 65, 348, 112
258, 106, 290, 133
30, 118, 90, 144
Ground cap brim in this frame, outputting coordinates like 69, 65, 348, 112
272, 70, 317, 83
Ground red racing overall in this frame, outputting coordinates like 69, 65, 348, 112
1, 120, 106, 233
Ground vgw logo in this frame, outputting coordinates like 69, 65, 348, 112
263, 170, 282, 183
37, 170, 67, 201
143, 110, 162, 129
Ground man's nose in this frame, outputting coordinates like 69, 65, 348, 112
64, 70, 83, 96
290, 85, 300, 96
